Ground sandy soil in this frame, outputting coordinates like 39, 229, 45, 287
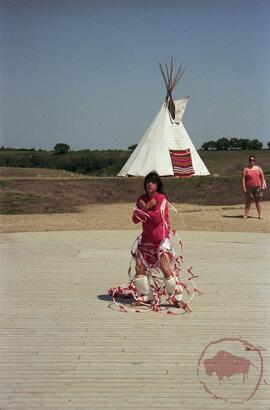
1, 201, 269, 233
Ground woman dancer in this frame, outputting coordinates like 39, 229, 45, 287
132, 172, 183, 307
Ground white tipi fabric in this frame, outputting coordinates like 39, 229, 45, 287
173, 98, 188, 123
118, 97, 210, 177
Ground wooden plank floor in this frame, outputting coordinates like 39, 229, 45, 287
0, 230, 269, 410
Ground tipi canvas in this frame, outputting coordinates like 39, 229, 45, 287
118, 60, 210, 177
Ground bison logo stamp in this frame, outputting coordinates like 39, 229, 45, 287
197, 337, 263, 404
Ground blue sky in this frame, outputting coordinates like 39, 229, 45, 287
1, 0, 270, 150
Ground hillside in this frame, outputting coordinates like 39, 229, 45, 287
0, 171, 269, 215
0, 149, 269, 215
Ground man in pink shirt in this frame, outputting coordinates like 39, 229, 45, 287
242, 155, 267, 219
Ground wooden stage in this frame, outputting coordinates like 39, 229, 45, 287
0, 230, 269, 409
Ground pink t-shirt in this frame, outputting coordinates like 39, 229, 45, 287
244, 166, 262, 188
132, 192, 170, 244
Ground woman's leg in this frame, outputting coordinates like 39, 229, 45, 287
135, 256, 146, 277
255, 198, 262, 218
134, 256, 153, 302
160, 252, 183, 304
244, 196, 252, 218
160, 252, 173, 278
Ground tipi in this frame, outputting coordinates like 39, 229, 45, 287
118, 59, 210, 177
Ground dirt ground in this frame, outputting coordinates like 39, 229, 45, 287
1, 201, 269, 233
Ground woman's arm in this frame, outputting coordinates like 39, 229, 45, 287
133, 199, 160, 224
132, 194, 163, 224
242, 168, 247, 192
132, 196, 149, 224
259, 167, 267, 189
132, 210, 142, 224
145, 195, 164, 224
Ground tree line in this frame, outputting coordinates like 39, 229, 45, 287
201, 138, 268, 151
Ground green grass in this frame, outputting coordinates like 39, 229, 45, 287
0, 149, 269, 178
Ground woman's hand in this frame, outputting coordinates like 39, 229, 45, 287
138, 198, 156, 210
138, 199, 146, 209
147, 198, 157, 209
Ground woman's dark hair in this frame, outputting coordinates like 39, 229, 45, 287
144, 172, 167, 197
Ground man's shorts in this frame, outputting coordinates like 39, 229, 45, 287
247, 186, 263, 199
